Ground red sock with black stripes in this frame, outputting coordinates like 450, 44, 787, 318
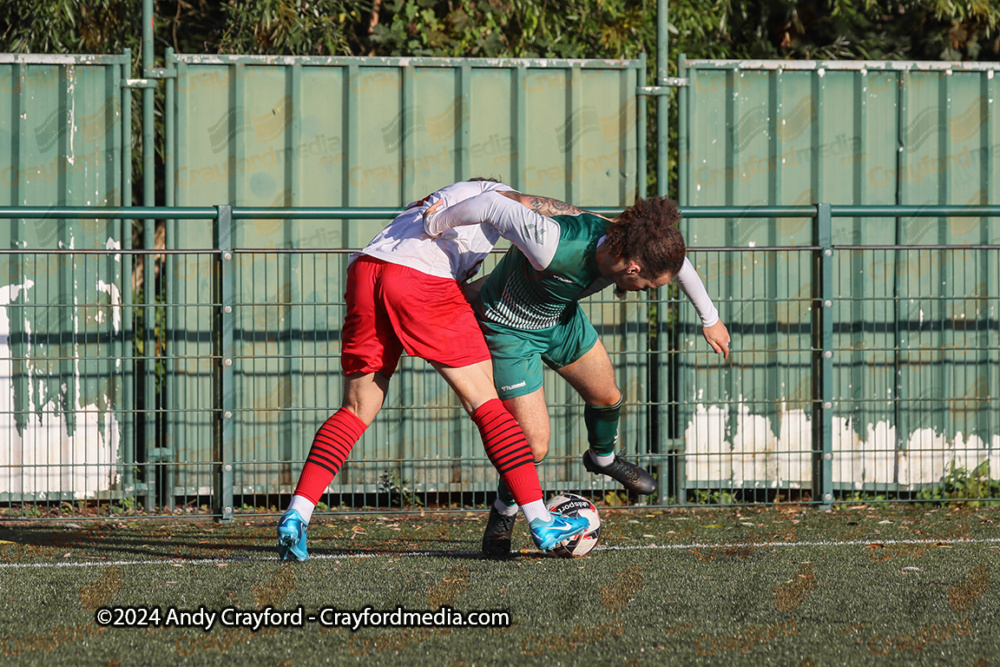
471, 399, 542, 506
289, 408, 368, 522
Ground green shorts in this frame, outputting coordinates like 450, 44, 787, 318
481, 303, 599, 400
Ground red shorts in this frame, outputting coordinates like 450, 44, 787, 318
341, 256, 491, 377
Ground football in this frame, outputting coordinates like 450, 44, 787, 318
545, 493, 601, 558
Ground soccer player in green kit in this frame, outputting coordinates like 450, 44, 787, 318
424, 189, 731, 557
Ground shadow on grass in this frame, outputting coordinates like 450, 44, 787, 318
0, 521, 510, 564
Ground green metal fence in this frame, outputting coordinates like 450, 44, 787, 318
2, 35, 999, 518
667, 205, 999, 509
3, 204, 997, 519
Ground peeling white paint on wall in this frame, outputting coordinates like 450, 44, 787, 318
684, 398, 1000, 487
1, 279, 121, 497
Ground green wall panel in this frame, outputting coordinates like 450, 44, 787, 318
677, 60, 1000, 495
0, 54, 128, 501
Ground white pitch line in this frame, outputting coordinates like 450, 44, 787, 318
0, 536, 997, 570
597, 536, 1000, 552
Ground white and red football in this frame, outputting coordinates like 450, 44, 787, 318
545, 493, 601, 558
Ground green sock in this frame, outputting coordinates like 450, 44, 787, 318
585, 397, 622, 456
496, 478, 517, 508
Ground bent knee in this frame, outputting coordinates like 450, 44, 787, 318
588, 391, 623, 409
526, 439, 549, 461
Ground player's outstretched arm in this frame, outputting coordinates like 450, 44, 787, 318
423, 190, 561, 271
675, 257, 731, 359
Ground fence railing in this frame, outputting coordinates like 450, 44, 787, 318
2, 204, 999, 520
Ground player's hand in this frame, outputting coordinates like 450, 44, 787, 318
424, 199, 444, 217
703, 320, 731, 359
422, 199, 445, 237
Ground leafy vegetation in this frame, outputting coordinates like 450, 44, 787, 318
4, 1, 997, 68
916, 461, 1000, 508
3, 0, 998, 196
378, 469, 424, 508
690, 488, 736, 505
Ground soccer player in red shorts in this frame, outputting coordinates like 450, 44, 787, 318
277, 179, 589, 561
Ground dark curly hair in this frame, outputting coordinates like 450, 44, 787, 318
602, 196, 685, 278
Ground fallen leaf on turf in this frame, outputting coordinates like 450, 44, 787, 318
705, 524, 724, 529
902, 567, 920, 571
643, 534, 656, 538
865, 543, 884, 548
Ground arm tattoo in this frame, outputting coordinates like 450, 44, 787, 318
496, 190, 586, 216
526, 196, 586, 217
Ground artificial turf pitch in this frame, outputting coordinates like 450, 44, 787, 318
0, 505, 997, 665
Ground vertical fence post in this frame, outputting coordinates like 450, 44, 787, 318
142, 214, 157, 513
216, 206, 235, 522
656, 0, 669, 197
119, 52, 135, 498
673, 54, 689, 507
815, 203, 834, 509
142, 0, 157, 514
164, 47, 176, 513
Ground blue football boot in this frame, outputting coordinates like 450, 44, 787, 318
277, 509, 309, 561
528, 511, 589, 552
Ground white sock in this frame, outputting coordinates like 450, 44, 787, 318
520, 500, 551, 524
593, 452, 616, 467
288, 495, 315, 524
493, 499, 518, 517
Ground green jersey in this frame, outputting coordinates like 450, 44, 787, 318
476, 212, 613, 330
